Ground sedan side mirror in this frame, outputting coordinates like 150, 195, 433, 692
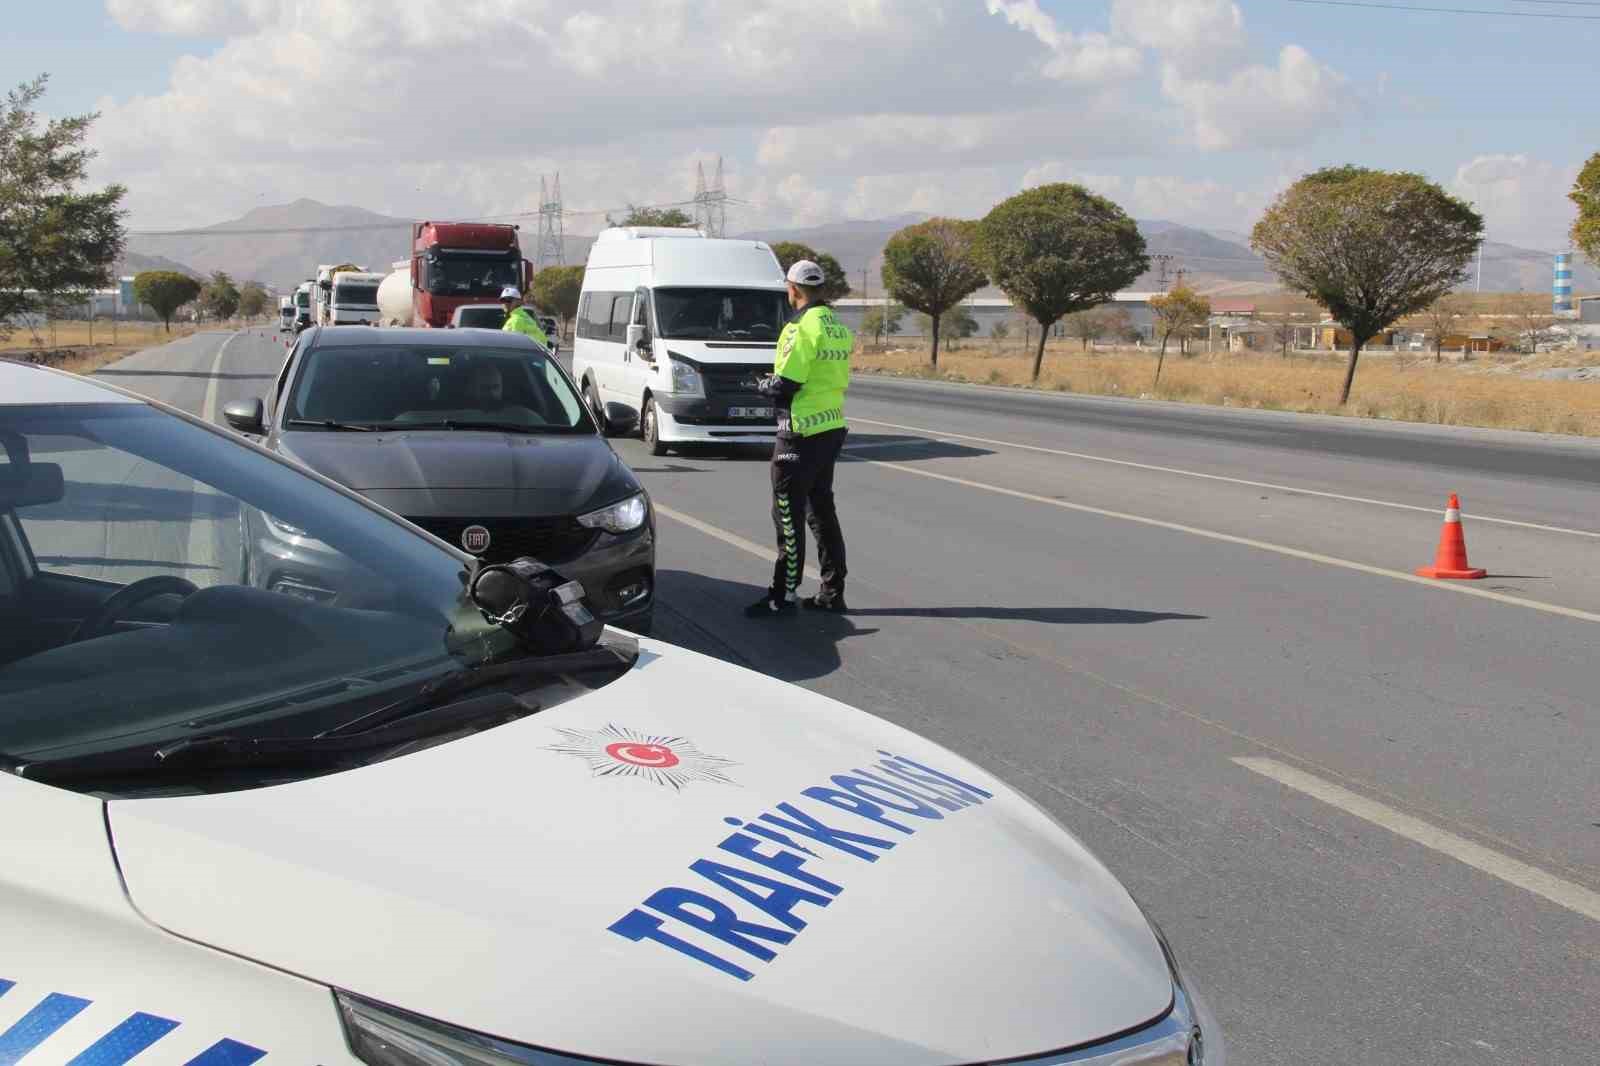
223, 397, 266, 435
602, 402, 639, 437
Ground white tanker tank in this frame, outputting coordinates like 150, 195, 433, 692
376, 260, 413, 326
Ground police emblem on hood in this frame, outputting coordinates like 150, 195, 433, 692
544, 724, 739, 790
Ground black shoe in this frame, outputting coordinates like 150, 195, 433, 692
744, 593, 796, 618
801, 593, 848, 613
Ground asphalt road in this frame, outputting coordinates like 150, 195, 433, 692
93, 328, 1600, 1066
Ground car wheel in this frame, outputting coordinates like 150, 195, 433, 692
642, 396, 669, 456
585, 379, 609, 437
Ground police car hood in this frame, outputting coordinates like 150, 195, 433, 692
106, 640, 1173, 1066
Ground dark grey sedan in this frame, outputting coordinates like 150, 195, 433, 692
223, 326, 655, 632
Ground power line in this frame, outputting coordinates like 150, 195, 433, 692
1287, 0, 1600, 18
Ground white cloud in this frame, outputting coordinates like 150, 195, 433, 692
1161, 45, 1352, 151
985, 0, 1142, 81
1110, 0, 1244, 76
87, 0, 1361, 239
1450, 154, 1579, 249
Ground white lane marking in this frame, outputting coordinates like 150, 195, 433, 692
1235, 758, 1600, 923
654, 504, 822, 583
186, 331, 240, 573
850, 416, 1600, 540
863, 459, 1600, 624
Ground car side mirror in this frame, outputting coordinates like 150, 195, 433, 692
223, 397, 266, 435
602, 402, 639, 436
625, 323, 646, 352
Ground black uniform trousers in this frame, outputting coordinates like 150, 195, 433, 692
768, 427, 848, 601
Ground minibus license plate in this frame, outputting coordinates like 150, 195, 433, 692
729, 406, 773, 419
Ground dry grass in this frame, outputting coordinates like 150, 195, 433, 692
858, 341, 1600, 437
1, 321, 201, 376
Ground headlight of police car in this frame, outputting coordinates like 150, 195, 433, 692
338, 992, 597, 1065
668, 355, 705, 398
576, 493, 648, 535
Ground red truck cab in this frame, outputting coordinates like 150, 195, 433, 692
411, 221, 532, 328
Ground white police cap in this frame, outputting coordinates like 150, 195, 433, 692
785, 260, 826, 287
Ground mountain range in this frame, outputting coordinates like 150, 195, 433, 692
124, 199, 1597, 298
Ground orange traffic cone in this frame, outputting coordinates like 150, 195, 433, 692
1416, 494, 1486, 579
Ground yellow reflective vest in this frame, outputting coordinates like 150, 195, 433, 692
774, 304, 852, 436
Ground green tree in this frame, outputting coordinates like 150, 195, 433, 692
612, 205, 695, 228
861, 302, 905, 345
917, 306, 979, 350
978, 184, 1148, 382
990, 320, 1011, 341
202, 271, 241, 321
133, 271, 202, 332
237, 281, 268, 320
0, 75, 126, 339
1148, 286, 1210, 387
1570, 152, 1600, 267
769, 241, 852, 304
1421, 296, 1462, 363
1252, 166, 1483, 405
880, 218, 988, 368
531, 264, 585, 337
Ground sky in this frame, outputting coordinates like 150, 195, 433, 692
5, 0, 1596, 250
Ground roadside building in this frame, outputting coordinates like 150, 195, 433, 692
835, 292, 1160, 343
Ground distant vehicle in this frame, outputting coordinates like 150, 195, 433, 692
379, 221, 532, 329
539, 313, 561, 354
572, 226, 788, 456
447, 303, 506, 330
278, 296, 295, 332
327, 270, 386, 326
293, 281, 314, 331
223, 326, 654, 634
313, 264, 338, 326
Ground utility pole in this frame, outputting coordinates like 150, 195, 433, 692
1476, 245, 1482, 293
693, 157, 729, 237
1152, 253, 1175, 290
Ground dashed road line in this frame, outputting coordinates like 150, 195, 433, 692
1236, 758, 1600, 923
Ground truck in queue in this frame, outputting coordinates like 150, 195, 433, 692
376, 221, 531, 328
327, 270, 387, 326
293, 281, 314, 332
278, 296, 295, 331
314, 263, 362, 326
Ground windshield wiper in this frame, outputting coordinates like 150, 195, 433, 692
285, 418, 377, 432
388, 420, 543, 434
8, 690, 537, 785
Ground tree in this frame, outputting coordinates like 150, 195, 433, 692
612, 205, 695, 228
1570, 152, 1600, 267
1501, 293, 1561, 354
879, 218, 988, 368
1421, 295, 1463, 362
1268, 317, 1299, 358
0, 75, 126, 340
769, 241, 851, 304
1066, 307, 1125, 351
133, 271, 201, 332
990, 320, 1011, 341
531, 264, 585, 337
202, 271, 241, 321
861, 302, 905, 346
237, 282, 268, 320
1252, 166, 1483, 405
917, 306, 979, 350
978, 183, 1148, 382
1148, 286, 1210, 387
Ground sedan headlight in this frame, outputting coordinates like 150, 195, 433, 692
337, 992, 595, 1065
576, 493, 648, 535
668, 354, 705, 398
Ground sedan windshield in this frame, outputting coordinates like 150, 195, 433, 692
454, 307, 506, 329
0, 403, 630, 792
654, 287, 789, 342
286, 345, 592, 433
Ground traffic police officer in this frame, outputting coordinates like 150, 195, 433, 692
745, 260, 853, 617
500, 286, 551, 346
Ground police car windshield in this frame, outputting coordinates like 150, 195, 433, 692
286, 345, 591, 434
0, 402, 623, 793
654, 288, 788, 341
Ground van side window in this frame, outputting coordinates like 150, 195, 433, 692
584, 293, 612, 340
609, 295, 634, 341
575, 294, 590, 340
